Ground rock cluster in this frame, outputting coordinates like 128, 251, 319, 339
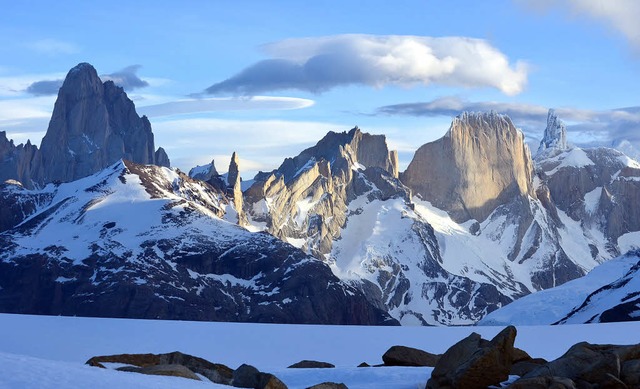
86, 352, 345, 389
421, 326, 640, 388
84, 331, 640, 389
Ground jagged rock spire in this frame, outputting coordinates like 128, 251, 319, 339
537, 109, 568, 154
227, 152, 246, 226
30, 62, 167, 185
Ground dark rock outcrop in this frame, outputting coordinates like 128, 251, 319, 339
232, 364, 287, 389
401, 111, 534, 223
154, 147, 170, 168
517, 342, 640, 386
306, 383, 348, 389
227, 152, 246, 225
30, 63, 166, 186
427, 326, 516, 389
288, 360, 335, 369
0, 131, 38, 188
382, 345, 440, 367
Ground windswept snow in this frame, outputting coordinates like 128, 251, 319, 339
545, 148, 595, 175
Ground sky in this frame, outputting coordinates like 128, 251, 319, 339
1, 0, 640, 176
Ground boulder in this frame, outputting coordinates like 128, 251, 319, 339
306, 383, 348, 389
507, 376, 577, 389
288, 360, 335, 368
116, 364, 200, 380
382, 345, 440, 367
232, 364, 261, 388
621, 359, 640, 387
522, 343, 621, 384
86, 351, 233, 384
357, 362, 370, 368
232, 363, 288, 389
510, 359, 547, 377
426, 326, 517, 389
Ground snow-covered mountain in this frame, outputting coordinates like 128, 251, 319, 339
0, 159, 395, 325
235, 111, 640, 325
478, 250, 640, 325
3, 62, 640, 326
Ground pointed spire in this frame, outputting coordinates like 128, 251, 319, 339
538, 109, 568, 154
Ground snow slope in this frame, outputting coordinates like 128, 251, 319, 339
2, 314, 640, 389
478, 251, 640, 326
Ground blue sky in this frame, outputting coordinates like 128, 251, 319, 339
2, 0, 640, 175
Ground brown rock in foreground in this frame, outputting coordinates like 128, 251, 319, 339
426, 326, 516, 389
116, 364, 200, 380
382, 345, 440, 367
513, 342, 640, 388
86, 351, 233, 384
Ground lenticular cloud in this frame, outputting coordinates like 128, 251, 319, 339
206, 34, 528, 96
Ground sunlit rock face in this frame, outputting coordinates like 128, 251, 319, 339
401, 111, 534, 223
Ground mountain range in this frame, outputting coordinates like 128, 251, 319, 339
1, 63, 639, 325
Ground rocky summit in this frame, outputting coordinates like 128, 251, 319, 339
3, 63, 170, 189
401, 111, 534, 223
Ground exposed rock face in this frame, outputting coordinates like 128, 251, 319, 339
401, 111, 535, 223
30, 63, 163, 185
0, 131, 38, 188
244, 127, 400, 258
537, 109, 568, 154
227, 152, 246, 225
154, 147, 170, 168
536, 144, 640, 244
189, 159, 219, 181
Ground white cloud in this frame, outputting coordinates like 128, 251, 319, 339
138, 96, 314, 118
376, 96, 640, 159
206, 34, 528, 96
519, 0, 640, 49
26, 39, 79, 55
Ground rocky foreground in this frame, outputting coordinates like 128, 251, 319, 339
85, 326, 640, 388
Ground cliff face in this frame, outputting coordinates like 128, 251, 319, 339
244, 127, 401, 258
401, 111, 535, 223
30, 63, 167, 185
0, 132, 38, 187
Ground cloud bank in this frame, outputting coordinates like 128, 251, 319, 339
23, 65, 150, 96
206, 34, 528, 96
101, 65, 149, 91
377, 96, 640, 156
519, 0, 640, 49
139, 96, 314, 118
